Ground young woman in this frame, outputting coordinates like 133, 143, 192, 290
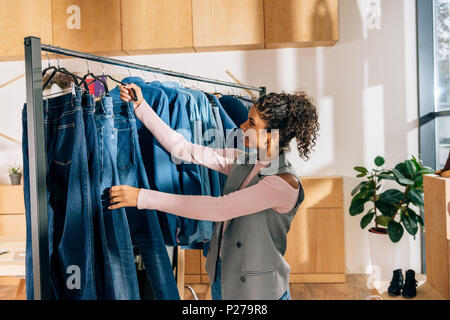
109, 83, 319, 300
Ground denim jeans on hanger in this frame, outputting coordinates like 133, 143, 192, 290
150, 81, 202, 245
163, 83, 216, 246
219, 95, 250, 127
82, 93, 114, 299
95, 96, 140, 300
23, 90, 97, 299
111, 77, 181, 247
111, 99, 180, 300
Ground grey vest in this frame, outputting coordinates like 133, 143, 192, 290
204, 152, 305, 300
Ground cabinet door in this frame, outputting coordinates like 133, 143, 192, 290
264, 0, 339, 48
52, 0, 123, 55
285, 208, 345, 276
0, 0, 52, 60
122, 0, 193, 54
192, 0, 265, 51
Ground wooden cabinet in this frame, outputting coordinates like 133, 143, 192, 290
185, 176, 345, 284
286, 176, 345, 283
0, 0, 52, 61
264, 0, 339, 48
0, 185, 26, 237
192, 0, 265, 52
423, 175, 450, 299
122, 0, 194, 54
52, 0, 123, 55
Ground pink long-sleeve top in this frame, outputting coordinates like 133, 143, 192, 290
134, 99, 300, 225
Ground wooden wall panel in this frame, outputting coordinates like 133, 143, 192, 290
298, 176, 343, 209
192, 0, 265, 52
0, 185, 25, 214
264, 0, 339, 48
285, 208, 345, 275
122, 0, 193, 54
0, 215, 26, 237
0, 0, 52, 60
52, 0, 123, 55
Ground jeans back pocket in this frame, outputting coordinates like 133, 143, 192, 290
52, 123, 75, 167
117, 127, 135, 171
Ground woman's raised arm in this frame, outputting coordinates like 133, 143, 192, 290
120, 84, 242, 175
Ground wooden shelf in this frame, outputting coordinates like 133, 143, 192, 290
122, 0, 194, 55
52, 0, 124, 55
264, 0, 339, 49
0, 0, 52, 61
0, 236, 26, 277
0, 185, 25, 214
192, 0, 265, 52
423, 175, 450, 299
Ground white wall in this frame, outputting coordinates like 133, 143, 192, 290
0, 0, 421, 275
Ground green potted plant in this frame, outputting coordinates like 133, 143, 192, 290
8, 165, 22, 185
350, 155, 434, 281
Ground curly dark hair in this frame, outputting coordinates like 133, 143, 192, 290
254, 91, 320, 160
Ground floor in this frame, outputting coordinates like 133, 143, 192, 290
1, 274, 445, 300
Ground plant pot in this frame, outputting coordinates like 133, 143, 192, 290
368, 227, 411, 283
9, 173, 22, 185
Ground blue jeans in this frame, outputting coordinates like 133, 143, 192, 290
112, 78, 182, 246
82, 93, 114, 299
211, 259, 291, 300
112, 100, 180, 300
95, 97, 140, 300
23, 90, 96, 299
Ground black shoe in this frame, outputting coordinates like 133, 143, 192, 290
402, 269, 418, 298
388, 269, 404, 296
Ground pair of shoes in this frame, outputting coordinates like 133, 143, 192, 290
388, 269, 418, 298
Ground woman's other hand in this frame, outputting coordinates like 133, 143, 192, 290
108, 185, 140, 210
119, 83, 144, 110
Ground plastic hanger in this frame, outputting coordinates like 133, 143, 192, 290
42, 53, 88, 90
98, 63, 137, 101
82, 59, 109, 95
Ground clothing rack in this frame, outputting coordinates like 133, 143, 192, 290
24, 36, 266, 300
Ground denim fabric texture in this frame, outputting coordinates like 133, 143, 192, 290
116, 77, 180, 247
23, 90, 97, 299
95, 96, 140, 300
110, 95, 180, 300
211, 258, 222, 300
150, 81, 202, 245
219, 95, 250, 127
82, 93, 114, 299
163, 82, 216, 246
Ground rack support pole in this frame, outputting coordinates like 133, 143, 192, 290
24, 36, 51, 300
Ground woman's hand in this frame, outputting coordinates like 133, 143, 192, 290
108, 185, 141, 210
119, 83, 144, 110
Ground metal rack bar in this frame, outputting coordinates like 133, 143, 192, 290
40, 43, 266, 95
24, 36, 266, 300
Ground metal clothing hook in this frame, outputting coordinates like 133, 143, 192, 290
100, 62, 106, 76
45, 52, 51, 68
53, 53, 60, 68
85, 59, 90, 74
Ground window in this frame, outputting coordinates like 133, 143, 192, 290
434, 1, 450, 168
417, 0, 450, 273
435, 0, 450, 110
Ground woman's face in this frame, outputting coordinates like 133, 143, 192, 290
240, 106, 270, 149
